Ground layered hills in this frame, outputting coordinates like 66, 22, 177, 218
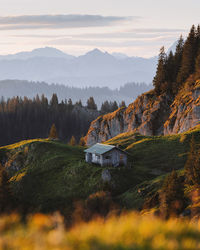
0, 47, 156, 88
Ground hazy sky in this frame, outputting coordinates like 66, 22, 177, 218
0, 0, 199, 57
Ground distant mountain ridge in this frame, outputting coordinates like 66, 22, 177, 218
0, 47, 157, 88
0, 79, 152, 107
0, 47, 75, 60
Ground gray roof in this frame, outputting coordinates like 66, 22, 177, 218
84, 143, 116, 155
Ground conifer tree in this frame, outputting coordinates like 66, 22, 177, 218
50, 93, 58, 107
70, 136, 76, 146
101, 101, 110, 114
184, 135, 200, 186
49, 123, 58, 139
195, 26, 200, 76
87, 97, 97, 110
177, 25, 197, 85
79, 137, 86, 146
172, 35, 184, 93
153, 46, 167, 95
160, 170, 184, 218
111, 101, 118, 111
165, 51, 175, 93
75, 100, 82, 107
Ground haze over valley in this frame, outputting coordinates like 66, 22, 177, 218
0, 47, 157, 89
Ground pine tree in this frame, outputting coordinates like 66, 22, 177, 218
79, 137, 86, 146
50, 93, 58, 107
49, 124, 58, 139
75, 100, 82, 107
160, 170, 184, 218
195, 25, 200, 77
153, 46, 167, 95
177, 25, 197, 85
101, 101, 110, 114
111, 101, 118, 111
172, 35, 184, 94
165, 51, 175, 93
184, 135, 200, 186
69, 136, 76, 146
87, 97, 97, 110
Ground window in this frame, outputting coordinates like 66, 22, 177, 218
105, 156, 111, 160
95, 154, 100, 159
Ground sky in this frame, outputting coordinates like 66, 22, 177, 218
0, 0, 199, 57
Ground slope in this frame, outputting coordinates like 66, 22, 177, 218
0, 124, 199, 213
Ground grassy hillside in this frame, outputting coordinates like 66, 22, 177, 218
0, 125, 199, 213
107, 125, 200, 173
0, 139, 143, 213
0, 140, 104, 212
106, 125, 200, 209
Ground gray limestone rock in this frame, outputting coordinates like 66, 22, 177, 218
101, 169, 111, 183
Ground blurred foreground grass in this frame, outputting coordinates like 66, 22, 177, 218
1, 212, 200, 249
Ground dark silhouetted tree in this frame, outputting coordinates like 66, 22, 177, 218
160, 170, 184, 219
75, 100, 82, 107
172, 35, 184, 93
112, 101, 118, 111
177, 25, 197, 84
101, 101, 118, 114
184, 135, 200, 186
50, 93, 58, 107
153, 46, 167, 95
87, 97, 97, 110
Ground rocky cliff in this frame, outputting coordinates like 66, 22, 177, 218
86, 80, 200, 145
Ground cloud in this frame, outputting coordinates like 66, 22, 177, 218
129, 28, 186, 33
72, 28, 186, 39
46, 35, 176, 48
44, 27, 184, 48
0, 14, 136, 30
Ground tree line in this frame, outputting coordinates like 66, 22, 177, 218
0, 94, 122, 146
0, 80, 151, 108
153, 25, 200, 95
155, 135, 200, 219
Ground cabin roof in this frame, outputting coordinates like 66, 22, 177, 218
84, 143, 126, 155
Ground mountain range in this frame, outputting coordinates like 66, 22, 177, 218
0, 47, 157, 88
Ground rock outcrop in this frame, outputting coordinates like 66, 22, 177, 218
164, 85, 200, 134
86, 81, 200, 145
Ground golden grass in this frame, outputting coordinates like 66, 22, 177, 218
1, 212, 200, 249
0, 138, 49, 150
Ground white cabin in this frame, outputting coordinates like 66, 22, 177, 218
84, 143, 127, 167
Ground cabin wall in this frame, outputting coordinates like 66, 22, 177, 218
92, 153, 101, 164
85, 149, 127, 167
102, 149, 127, 167
85, 153, 92, 163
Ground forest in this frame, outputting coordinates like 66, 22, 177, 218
0, 94, 120, 146
153, 24, 200, 95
